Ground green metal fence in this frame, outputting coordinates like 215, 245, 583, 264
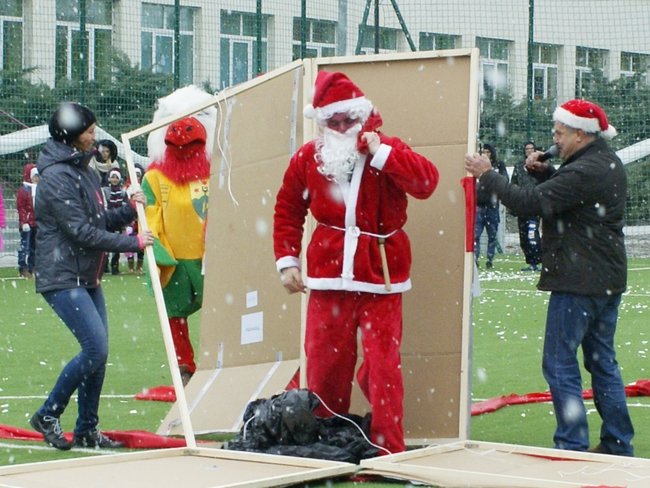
2, 0, 650, 265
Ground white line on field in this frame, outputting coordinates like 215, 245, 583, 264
471, 399, 650, 408
480, 288, 650, 298
0, 394, 137, 401
0, 441, 121, 455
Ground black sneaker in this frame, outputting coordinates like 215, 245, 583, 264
73, 429, 124, 449
30, 412, 72, 451
486, 261, 494, 269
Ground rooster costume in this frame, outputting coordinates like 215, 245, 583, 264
273, 71, 439, 454
142, 86, 216, 383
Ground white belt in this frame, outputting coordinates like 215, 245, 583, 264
322, 223, 398, 280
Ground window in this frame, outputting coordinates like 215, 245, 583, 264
419, 32, 457, 51
220, 10, 268, 89
532, 43, 558, 100
0, 0, 22, 71
621, 51, 648, 81
575, 46, 607, 97
477, 37, 510, 99
358, 25, 400, 54
292, 17, 336, 60
141, 3, 194, 86
55, 0, 112, 83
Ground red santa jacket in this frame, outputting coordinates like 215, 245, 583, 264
17, 164, 37, 228
273, 134, 438, 294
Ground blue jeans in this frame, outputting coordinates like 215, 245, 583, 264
542, 292, 634, 455
517, 216, 541, 266
38, 287, 109, 435
18, 229, 36, 272
474, 206, 499, 263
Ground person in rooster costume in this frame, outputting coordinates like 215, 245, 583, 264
273, 71, 439, 454
142, 86, 216, 386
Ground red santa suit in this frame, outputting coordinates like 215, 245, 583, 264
273, 71, 439, 454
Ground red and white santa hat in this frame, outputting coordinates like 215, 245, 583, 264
553, 99, 617, 139
303, 71, 373, 123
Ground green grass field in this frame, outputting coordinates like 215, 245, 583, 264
0, 254, 648, 486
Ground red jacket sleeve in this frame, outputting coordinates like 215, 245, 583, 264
378, 135, 439, 199
16, 188, 31, 226
273, 147, 312, 264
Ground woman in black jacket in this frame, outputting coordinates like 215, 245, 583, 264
29, 102, 154, 450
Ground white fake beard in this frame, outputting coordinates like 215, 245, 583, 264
316, 124, 363, 183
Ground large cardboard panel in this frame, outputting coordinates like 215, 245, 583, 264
164, 51, 478, 444
360, 441, 650, 487
199, 65, 304, 370
0, 448, 356, 488
401, 354, 464, 442
315, 51, 477, 442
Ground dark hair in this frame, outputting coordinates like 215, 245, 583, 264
48, 102, 97, 146
482, 143, 497, 163
523, 140, 537, 155
96, 139, 118, 162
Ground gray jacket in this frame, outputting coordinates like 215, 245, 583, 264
478, 138, 627, 295
35, 139, 140, 292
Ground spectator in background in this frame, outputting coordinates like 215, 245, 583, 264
90, 139, 119, 186
125, 164, 145, 274
29, 101, 153, 451
474, 143, 508, 269
465, 99, 634, 456
102, 169, 128, 275
17, 163, 39, 278
510, 141, 542, 271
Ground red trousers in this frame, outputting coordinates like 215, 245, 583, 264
169, 317, 196, 373
305, 290, 405, 454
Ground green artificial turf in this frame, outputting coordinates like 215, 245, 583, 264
0, 254, 648, 486
469, 255, 650, 457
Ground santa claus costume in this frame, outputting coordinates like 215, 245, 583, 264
142, 86, 216, 385
273, 71, 439, 454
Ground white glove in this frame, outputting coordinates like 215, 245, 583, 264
22, 223, 30, 232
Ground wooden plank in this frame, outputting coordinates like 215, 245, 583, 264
0, 448, 356, 488
361, 440, 650, 487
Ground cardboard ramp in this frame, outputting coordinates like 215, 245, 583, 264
0, 448, 355, 488
360, 441, 650, 487
158, 359, 300, 435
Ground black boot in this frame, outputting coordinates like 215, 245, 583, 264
73, 429, 124, 449
30, 412, 72, 451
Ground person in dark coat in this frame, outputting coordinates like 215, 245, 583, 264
510, 141, 542, 271
474, 143, 508, 269
29, 102, 154, 451
465, 99, 634, 456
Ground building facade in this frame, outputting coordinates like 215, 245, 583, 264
2, 0, 649, 102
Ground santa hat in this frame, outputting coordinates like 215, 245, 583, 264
30, 167, 39, 180
303, 71, 373, 122
553, 99, 617, 139
109, 169, 122, 180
